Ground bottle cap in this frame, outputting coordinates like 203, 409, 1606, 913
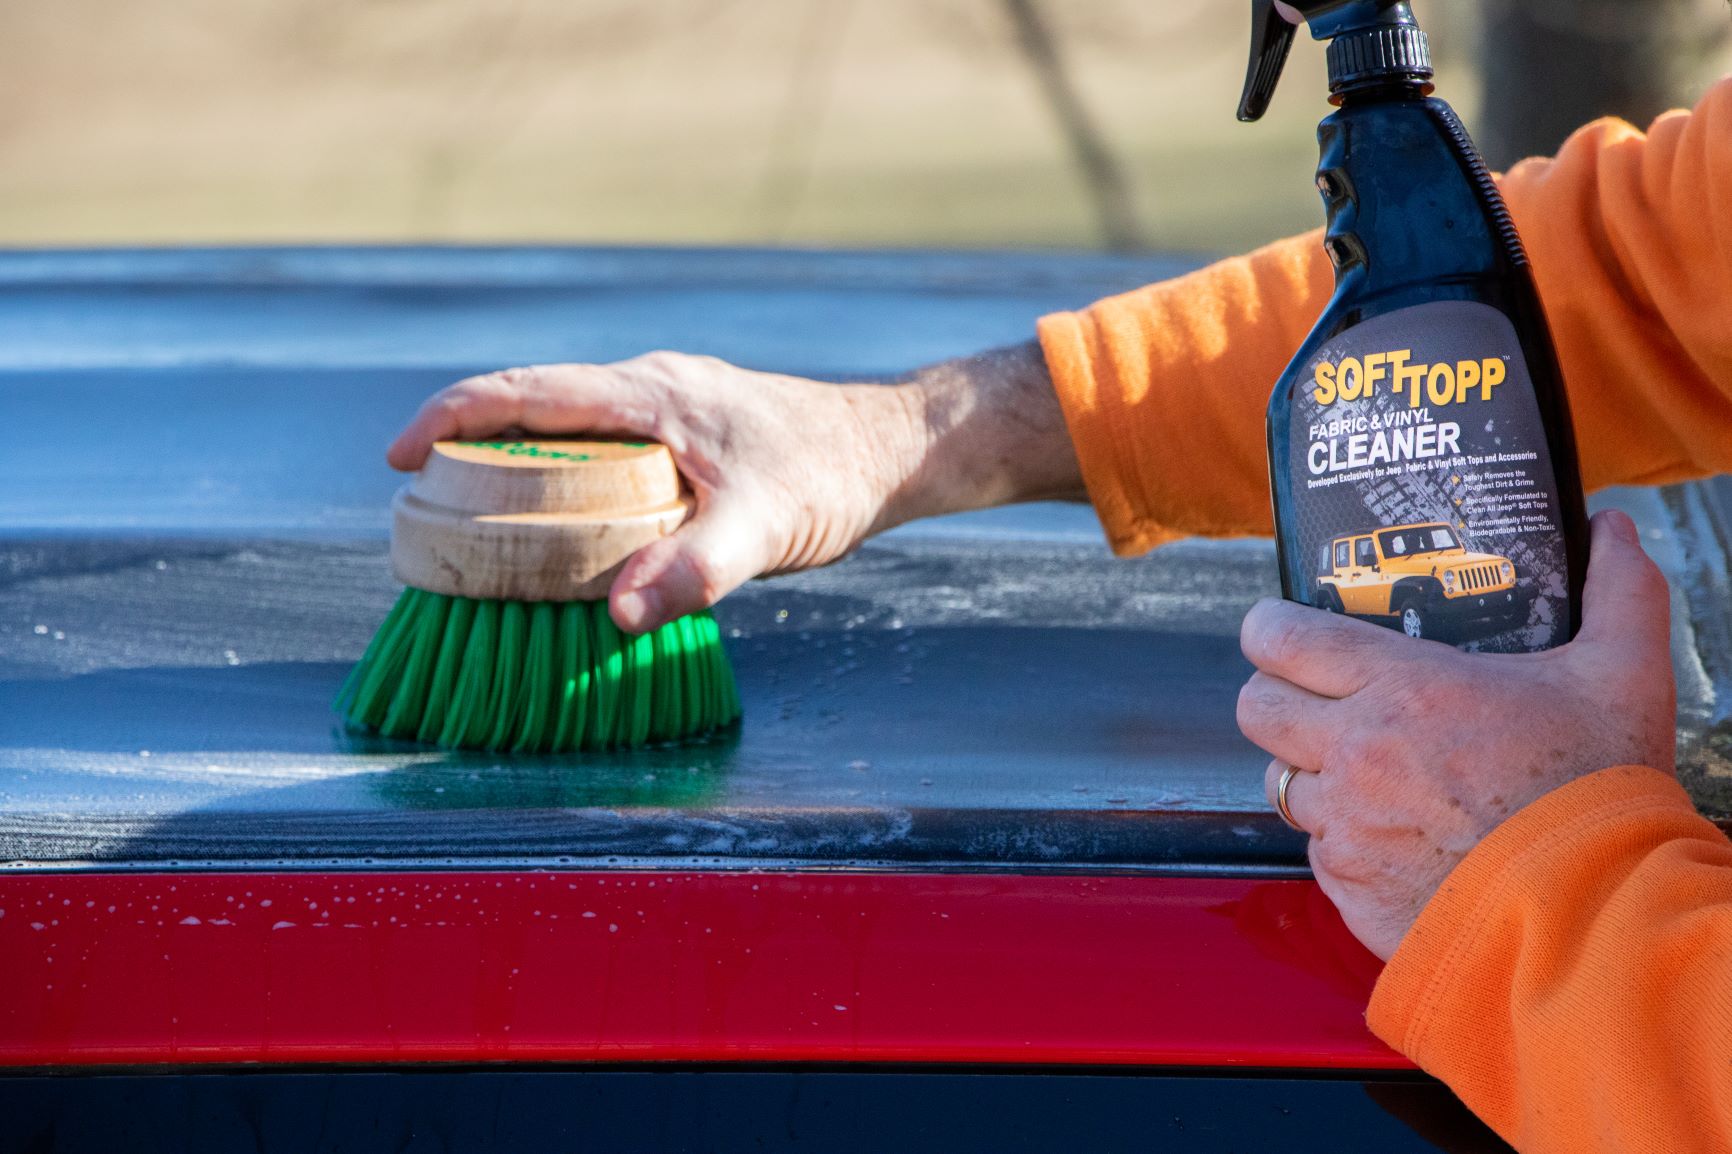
1326, 24, 1432, 94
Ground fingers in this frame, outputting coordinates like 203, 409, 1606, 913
609, 501, 767, 633
1576, 510, 1671, 658
385, 362, 661, 471
388, 367, 533, 471
1240, 597, 1413, 699
1264, 758, 1321, 833
1236, 670, 1337, 769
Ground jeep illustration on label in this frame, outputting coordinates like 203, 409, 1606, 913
1315, 521, 1536, 642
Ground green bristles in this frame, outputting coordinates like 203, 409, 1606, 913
337, 589, 741, 752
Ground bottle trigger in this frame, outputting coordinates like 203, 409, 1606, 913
1238, 0, 1299, 123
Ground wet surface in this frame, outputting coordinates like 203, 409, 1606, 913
0, 526, 1297, 867
2, 247, 1726, 869
0, 247, 1301, 870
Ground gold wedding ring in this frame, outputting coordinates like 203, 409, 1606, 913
1276, 764, 1304, 832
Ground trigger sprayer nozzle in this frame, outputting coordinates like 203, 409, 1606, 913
1238, 2, 1299, 123
1237, 0, 1433, 123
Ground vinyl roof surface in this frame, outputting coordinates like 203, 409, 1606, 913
1, 247, 1725, 871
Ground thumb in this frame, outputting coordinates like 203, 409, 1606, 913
1575, 509, 1670, 655
607, 501, 766, 634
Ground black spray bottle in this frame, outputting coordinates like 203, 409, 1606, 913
1240, 0, 1588, 651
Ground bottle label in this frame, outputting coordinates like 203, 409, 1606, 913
1286, 300, 1568, 651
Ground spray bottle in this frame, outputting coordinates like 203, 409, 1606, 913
1240, 0, 1588, 650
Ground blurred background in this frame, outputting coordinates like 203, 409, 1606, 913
4, 0, 1728, 255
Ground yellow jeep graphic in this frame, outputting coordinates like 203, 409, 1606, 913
1315, 522, 1536, 641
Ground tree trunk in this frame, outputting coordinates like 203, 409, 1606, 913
1002, 0, 1143, 251
1477, 0, 1730, 169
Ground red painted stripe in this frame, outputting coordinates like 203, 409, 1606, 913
0, 871, 1405, 1070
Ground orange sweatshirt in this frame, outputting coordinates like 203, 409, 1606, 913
1039, 78, 1732, 1153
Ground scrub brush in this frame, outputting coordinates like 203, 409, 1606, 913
337, 439, 741, 752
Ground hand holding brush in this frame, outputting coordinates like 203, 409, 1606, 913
383, 346, 1086, 634
353, 346, 1085, 753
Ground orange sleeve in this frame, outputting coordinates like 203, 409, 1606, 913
1039, 76, 1732, 555
1366, 766, 1732, 1154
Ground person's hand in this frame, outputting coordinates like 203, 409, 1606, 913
1236, 510, 1675, 960
387, 345, 1082, 633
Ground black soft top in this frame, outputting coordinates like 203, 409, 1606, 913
2, 247, 1726, 872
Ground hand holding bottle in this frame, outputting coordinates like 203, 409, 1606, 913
1236, 510, 1675, 960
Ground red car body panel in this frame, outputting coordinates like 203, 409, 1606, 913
0, 871, 1402, 1070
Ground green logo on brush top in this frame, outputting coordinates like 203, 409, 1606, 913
464, 441, 594, 462
461, 441, 653, 461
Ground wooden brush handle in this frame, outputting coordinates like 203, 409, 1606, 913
391, 439, 691, 601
